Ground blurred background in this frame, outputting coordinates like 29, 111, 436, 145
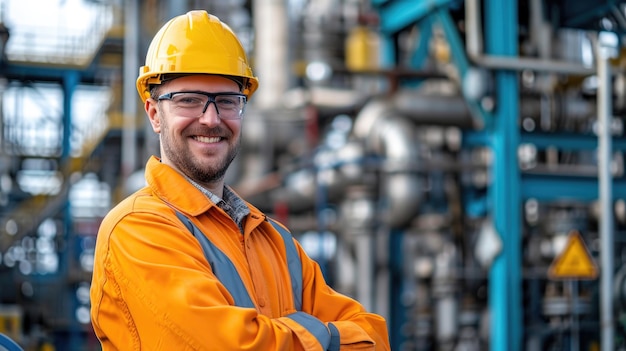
1, 0, 626, 350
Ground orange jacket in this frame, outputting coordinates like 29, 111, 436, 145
90, 156, 391, 350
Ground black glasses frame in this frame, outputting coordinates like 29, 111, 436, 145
157, 91, 247, 118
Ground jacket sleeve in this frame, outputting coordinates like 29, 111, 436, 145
295, 239, 391, 350
91, 210, 335, 351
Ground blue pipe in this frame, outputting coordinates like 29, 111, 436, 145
484, 0, 522, 350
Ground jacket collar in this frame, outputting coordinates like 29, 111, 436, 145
145, 156, 215, 216
144, 156, 267, 227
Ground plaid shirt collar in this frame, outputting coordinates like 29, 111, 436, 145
185, 177, 250, 233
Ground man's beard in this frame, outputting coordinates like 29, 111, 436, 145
160, 123, 239, 184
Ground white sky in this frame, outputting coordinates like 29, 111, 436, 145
3, 0, 113, 62
4, 0, 93, 28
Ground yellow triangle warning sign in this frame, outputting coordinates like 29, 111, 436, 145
548, 231, 598, 280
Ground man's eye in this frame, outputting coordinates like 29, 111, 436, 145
216, 97, 236, 106
175, 96, 204, 105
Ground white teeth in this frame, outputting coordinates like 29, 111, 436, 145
195, 136, 221, 143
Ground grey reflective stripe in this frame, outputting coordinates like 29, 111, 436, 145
174, 211, 303, 311
175, 212, 334, 348
327, 323, 340, 351
287, 312, 331, 349
268, 218, 303, 311
175, 211, 255, 308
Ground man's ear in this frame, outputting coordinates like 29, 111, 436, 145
146, 99, 161, 133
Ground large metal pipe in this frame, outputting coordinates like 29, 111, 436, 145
392, 91, 473, 128
341, 186, 376, 310
256, 97, 422, 228
274, 139, 367, 213
393, 88, 595, 129
597, 31, 616, 351
353, 99, 422, 227
253, 0, 290, 109
231, 0, 291, 186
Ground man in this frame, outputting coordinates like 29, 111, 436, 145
89, 10, 390, 350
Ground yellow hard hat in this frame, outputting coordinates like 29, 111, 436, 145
136, 10, 259, 103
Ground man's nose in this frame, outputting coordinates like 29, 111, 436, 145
198, 101, 221, 124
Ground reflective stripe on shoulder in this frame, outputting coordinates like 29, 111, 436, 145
174, 211, 255, 308
267, 218, 303, 311
174, 211, 303, 312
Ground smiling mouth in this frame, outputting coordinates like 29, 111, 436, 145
193, 135, 222, 143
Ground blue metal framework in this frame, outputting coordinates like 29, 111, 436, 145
0, 58, 106, 351
374, 0, 519, 349
374, 0, 626, 350
25, 71, 81, 351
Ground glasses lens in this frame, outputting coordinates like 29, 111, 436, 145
169, 93, 208, 118
166, 92, 246, 119
214, 94, 246, 119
